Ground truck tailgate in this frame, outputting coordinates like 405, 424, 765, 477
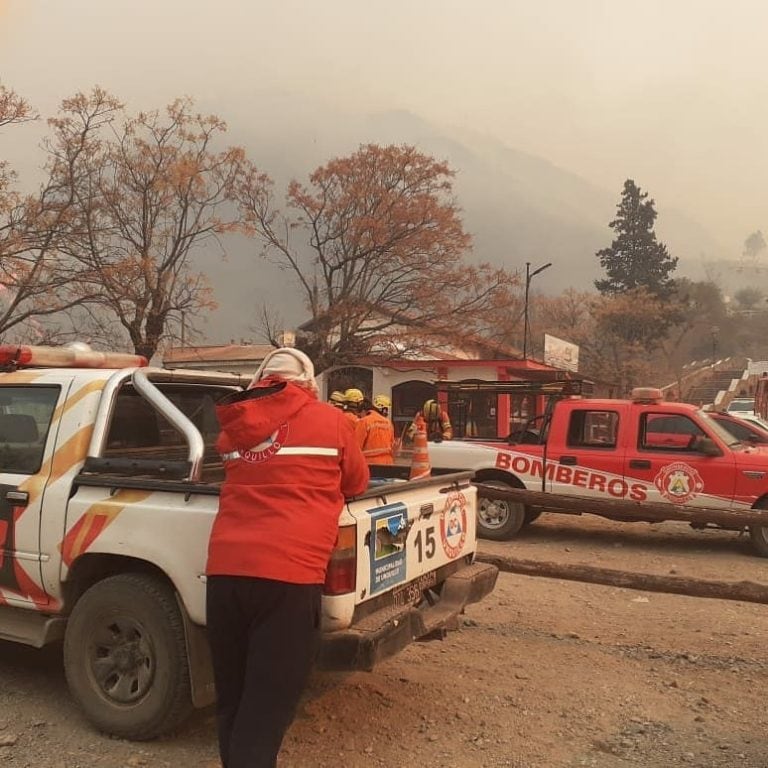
349, 473, 477, 606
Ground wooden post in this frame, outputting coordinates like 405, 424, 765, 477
472, 483, 768, 529
476, 553, 768, 605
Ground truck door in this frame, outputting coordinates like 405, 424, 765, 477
624, 411, 736, 508
0, 383, 63, 606
550, 406, 626, 498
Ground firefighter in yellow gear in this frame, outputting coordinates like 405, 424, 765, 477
343, 388, 365, 425
356, 394, 394, 465
408, 399, 452, 441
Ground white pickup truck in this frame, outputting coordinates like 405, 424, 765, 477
0, 345, 497, 740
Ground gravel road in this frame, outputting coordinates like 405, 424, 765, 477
1, 513, 767, 767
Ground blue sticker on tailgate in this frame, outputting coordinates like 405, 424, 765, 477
367, 502, 407, 595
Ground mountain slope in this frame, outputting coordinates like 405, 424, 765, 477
197, 97, 724, 340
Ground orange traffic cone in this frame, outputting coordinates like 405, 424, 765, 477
409, 415, 431, 480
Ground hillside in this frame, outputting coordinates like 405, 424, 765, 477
192, 96, 727, 341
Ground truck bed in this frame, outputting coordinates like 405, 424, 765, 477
76, 455, 471, 500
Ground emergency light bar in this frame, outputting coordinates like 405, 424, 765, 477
630, 387, 663, 404
0, 344, 148, 370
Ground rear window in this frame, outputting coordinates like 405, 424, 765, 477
105, 384, 230, 458
0, 386, 60, 474
566, 410, 619, 448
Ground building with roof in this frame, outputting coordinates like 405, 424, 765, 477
318, 354, 572, 440
162, 343, 275, 375
161, 332, 582, 441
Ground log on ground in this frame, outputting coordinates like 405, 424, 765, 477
476, 552, 768, 605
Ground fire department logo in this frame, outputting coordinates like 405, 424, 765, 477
240, 423, 289, 463
440, 491, 468, 559
654, 462, 704, 505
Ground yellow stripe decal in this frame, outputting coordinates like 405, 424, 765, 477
19, 425, 94, 506
63, 489, 155, 565
0, 372, 42, 384
51, 379, 105, 423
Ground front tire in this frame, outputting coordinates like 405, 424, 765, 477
523, 509, 542, 526
476, 480, 526, 540
749, 524, 768, 557
63, 573, 193, 740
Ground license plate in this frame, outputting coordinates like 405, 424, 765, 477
392, 570, 438, 608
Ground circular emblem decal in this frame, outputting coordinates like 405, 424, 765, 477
440, 491, 468, 559
654, 462, 704, 504
240, 423, 289, 463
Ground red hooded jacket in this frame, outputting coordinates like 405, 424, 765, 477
206, 378, 370, 584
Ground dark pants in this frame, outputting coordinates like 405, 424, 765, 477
206, 576, 322, 768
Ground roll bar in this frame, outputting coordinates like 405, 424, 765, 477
87, 367, 248, 482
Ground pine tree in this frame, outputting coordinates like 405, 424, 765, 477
595, 179, 678, 297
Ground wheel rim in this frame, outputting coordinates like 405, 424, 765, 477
478, 494, 512, 530
87, 616, 155, 704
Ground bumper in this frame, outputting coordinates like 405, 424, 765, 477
316, 561, 498, 672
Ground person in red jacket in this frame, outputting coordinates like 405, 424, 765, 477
206, 347, 369, 768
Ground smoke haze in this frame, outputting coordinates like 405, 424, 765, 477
1, 0, 765, 339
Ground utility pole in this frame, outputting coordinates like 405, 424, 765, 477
523, 261, 552, 359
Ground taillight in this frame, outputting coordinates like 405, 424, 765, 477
324, 524, 357, 596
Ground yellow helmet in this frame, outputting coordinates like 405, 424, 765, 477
423, 399, 441, 420
344, 388, 365, 405
373, 394, 391, 411
329, 390, 346, 407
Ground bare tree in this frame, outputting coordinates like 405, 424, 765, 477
55, 92, 262, 358
0, 84, 37, 129
0, 86, 109, 342
240, 144, 517, 370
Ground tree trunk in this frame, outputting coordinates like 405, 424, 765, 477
476, 553, 768, 605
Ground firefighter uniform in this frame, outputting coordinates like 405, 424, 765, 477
356, 406, 395, 465
408, 399, 453, 441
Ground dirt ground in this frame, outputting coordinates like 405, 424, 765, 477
2, 514, 768, 768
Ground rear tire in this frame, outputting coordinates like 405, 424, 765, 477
63, 573, 193, 740
476, 480, 526, 540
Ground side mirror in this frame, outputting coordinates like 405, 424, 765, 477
693, 436, 721, 456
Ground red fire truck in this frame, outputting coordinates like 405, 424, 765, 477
428, 381, 768, 556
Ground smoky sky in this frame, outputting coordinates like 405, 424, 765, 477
1, 0, 767, 259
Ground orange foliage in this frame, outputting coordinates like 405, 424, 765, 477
49, 92, 264, 357
242, 144, 518, 369
0, 83, 36, 129
0, 85, 106, 342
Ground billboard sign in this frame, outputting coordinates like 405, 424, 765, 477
544, 334, 579, 372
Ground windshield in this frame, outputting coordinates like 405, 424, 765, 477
741, 414, 768, 433
727, 399, 754, 412
699, 411, 746, 448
